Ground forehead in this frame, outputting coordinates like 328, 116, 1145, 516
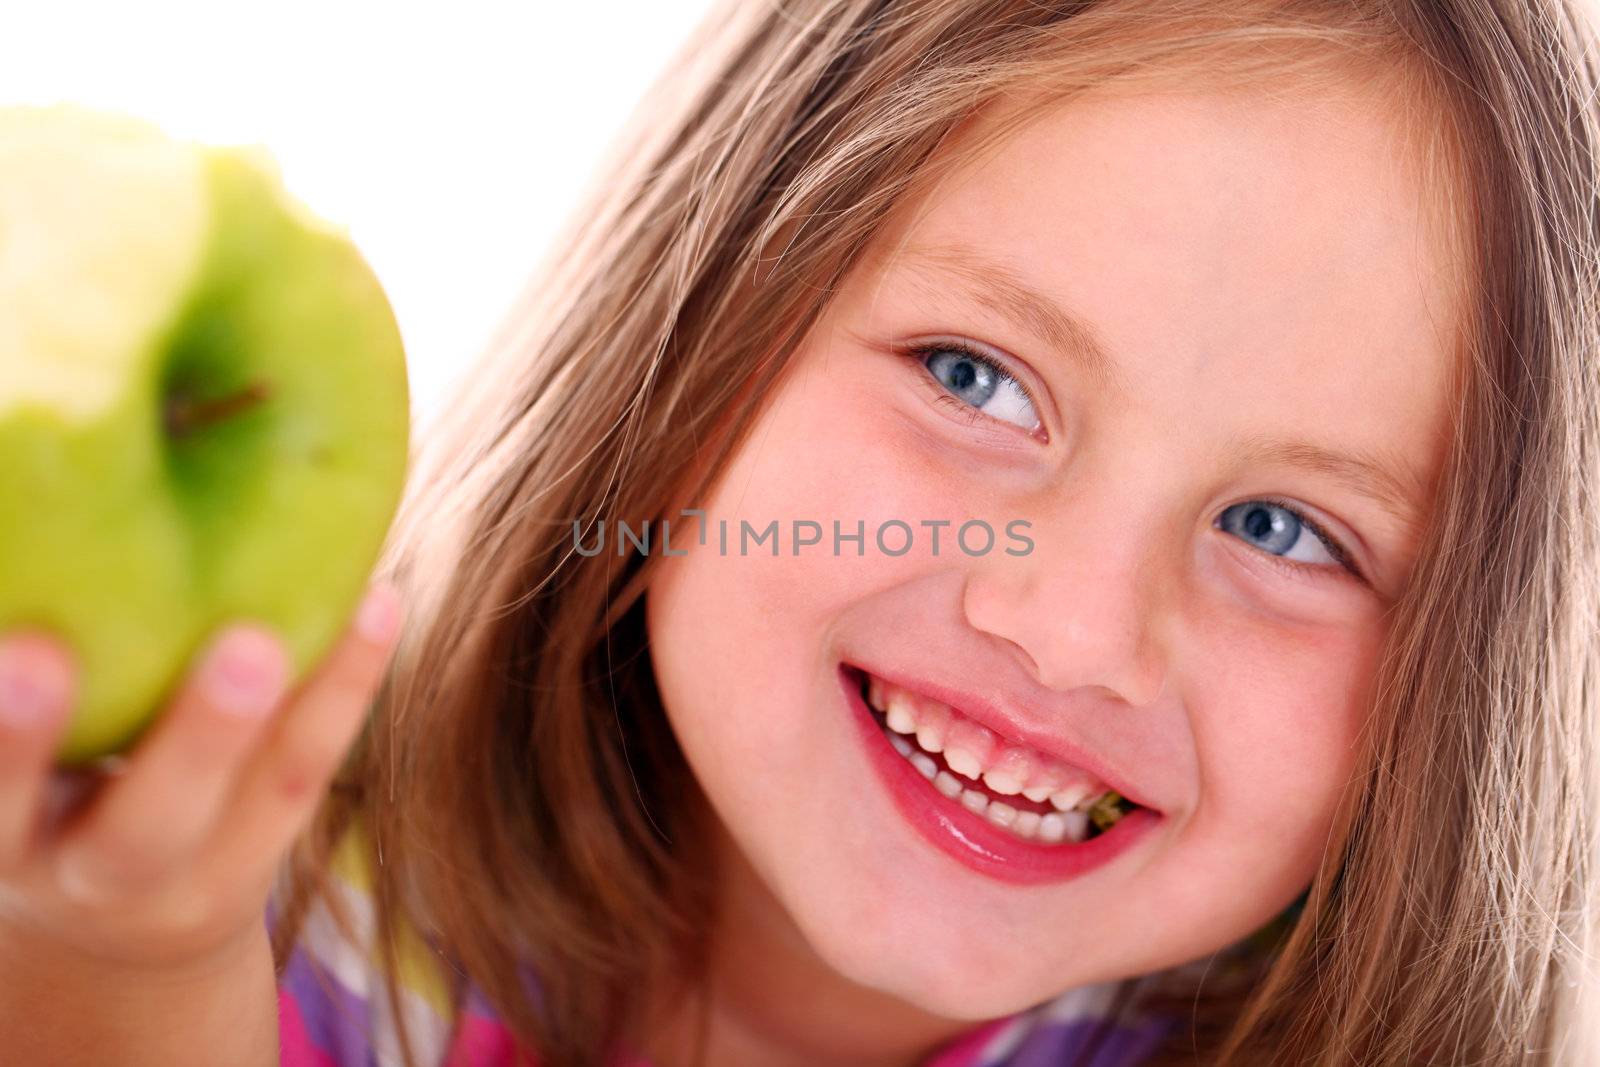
857, 78, 1467, 548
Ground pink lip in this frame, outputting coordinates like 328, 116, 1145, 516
837, 663, 1161, 886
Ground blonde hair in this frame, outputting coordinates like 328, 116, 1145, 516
272, 1, 1600, 1064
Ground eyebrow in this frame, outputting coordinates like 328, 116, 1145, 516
889, 240, 1431, 538
1230, 436, 1429, 540
895, 242, 1130, 398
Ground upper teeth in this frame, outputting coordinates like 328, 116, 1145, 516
869, 674, 1114, 814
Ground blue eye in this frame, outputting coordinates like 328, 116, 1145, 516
1217, 498, 1360, 580
907, 339, 1041, 433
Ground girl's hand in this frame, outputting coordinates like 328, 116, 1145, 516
0, 581, 402, 976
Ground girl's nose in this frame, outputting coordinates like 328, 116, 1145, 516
961, 487, 1171, 710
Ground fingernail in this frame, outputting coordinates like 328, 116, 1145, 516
201, 627, 287, 717
356, 583, 401, 644
0, 637, 71, 729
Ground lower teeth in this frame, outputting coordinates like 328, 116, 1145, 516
879, 721, 1122, 844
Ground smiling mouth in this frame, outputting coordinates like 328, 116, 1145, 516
846, 666, 1143, 844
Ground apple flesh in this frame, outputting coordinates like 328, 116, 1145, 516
0, 104, 410, 764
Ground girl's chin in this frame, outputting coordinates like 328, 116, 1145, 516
722, 775, 1121, 1020
774, 884, 1091, 1022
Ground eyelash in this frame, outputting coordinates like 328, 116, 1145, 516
899, 338, 1039, 431
897, 337, 1365, 585
1238, 496, 1364, 584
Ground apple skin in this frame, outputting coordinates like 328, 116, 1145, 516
0, 105, 411, 765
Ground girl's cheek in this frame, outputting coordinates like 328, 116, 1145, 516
1181, 602, 1384, 860
1127, 620, 1381, 934
698, 350, 981, 611
1180, 529, 1390, 821
645, 341, 962, 803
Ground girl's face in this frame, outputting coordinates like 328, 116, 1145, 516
646, 78, 1458, 1018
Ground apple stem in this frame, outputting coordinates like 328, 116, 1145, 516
164, 382, 273, 437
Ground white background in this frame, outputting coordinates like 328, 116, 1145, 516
1, 1, 718, 427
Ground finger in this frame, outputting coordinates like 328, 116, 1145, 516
53, 624, 289, 902
208, 584, 401, 879
0, 633, 77, 871
38, 760, 123, 842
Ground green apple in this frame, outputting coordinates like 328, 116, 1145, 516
0, 103, 411, 765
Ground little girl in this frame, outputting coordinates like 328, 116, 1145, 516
5, 0, 1599, 1063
